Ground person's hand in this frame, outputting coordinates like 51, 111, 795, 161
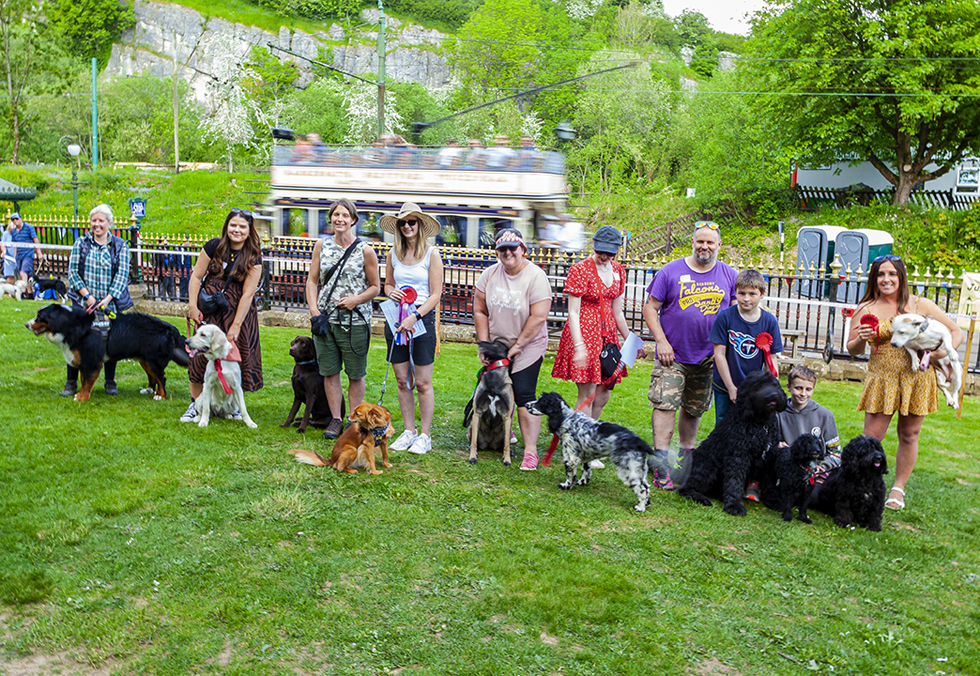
388, 287, 405, 302
572, 345, 588, 368
187, 304, 203, 323
635, 347, 647, 360
727, 385, 738, 403
856, 324, 874, 341
85, 295, 97, 309
337, 295, 359, 311
478, 351, 490, 366
227, 326, 240, 344
656, 339, 675, 367
507, 343, 522, 360
397, 314, 417, 334
778, 441, 789, 448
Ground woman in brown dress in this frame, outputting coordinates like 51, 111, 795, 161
181, 208, 264, 422
846, 255, 962, 510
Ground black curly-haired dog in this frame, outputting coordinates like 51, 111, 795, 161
806, 435, 887, 531
526, 392, 652, 512
759, 434, 826, 523
676, 369, 787, 516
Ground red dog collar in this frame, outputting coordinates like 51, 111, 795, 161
486, 358, 510, 372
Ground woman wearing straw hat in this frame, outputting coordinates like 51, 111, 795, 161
380, 203, 444, 455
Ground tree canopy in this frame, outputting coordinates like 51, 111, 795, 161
746, 0, 980, 205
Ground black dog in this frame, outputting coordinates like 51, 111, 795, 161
759, 434, 826, 523
527, 392, 652, 512
26, 304, 105, 401
463, 339, 515, 466
26, 304, 189, 400
280, 335, 337, 433
677, 369, 788, 516
807, 436, 887, 531
34, 277, 68, 301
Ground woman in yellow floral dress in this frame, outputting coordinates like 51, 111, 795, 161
846, 255, 963, 510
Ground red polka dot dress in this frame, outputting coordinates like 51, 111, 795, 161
552, 257, 627, 385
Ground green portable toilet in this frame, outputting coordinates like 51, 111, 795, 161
796, 225, 848, 298
834, 228, 894, 303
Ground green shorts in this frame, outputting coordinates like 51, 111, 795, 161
313, 321, 371, 380
648, 361, 713, 417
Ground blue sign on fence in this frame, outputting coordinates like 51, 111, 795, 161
129, 198, 146, 221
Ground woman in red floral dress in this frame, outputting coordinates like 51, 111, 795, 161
552, 225, 634, 419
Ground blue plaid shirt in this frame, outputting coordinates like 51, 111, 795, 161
68, 233, 130, 313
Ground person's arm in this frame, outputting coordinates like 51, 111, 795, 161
642, 295, 674, 366
474, 288, 490, 365
508, 298, 550, 361
305, 240, 323, 317
67, 241, 87, 300
713, 343, 737, 402
101, 241, 131, 310
187, 248, 211, 323
337, 245, 380, 310
567, 295, 587, 368
396, 248, 443, 333
846, 304, 872, 356
32, 235, 43, 261
227, 264, 262, 344
917, 296, 966, 356
384, 250, 402, 301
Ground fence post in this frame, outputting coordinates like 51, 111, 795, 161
128, 221, 142, 284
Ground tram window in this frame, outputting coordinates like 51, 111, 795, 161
479, 218, 513, 248
282, 208, 310, 237
435, 216, 465, 247
356, 213, 383, 242
318, 211, 334, 237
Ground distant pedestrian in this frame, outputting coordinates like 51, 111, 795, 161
10, 212, 44, 285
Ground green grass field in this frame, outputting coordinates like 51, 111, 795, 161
1, 301, 978, 675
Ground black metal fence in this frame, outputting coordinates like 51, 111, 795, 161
29, 226, 980, 373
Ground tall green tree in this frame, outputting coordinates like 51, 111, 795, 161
47, 0, 135, 63
747, 0, 980, 205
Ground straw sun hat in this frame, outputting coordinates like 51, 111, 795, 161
379, 203, 441, 239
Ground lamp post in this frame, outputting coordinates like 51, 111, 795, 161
59, 136, 82, 223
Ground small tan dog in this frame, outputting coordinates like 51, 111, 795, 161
289, 403, 394, 474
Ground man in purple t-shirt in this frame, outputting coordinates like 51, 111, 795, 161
642, 221, 737, 488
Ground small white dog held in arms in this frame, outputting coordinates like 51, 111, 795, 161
186, 323, 257, 428
0, 279, 27, 300
890, 313, 963, 409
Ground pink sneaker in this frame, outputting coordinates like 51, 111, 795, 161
519, 453, 538, 471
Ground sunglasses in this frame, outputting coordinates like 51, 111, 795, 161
397, 219, 419, 228
694, 220, 720, 231
231, 208, 254, 218
873, 254, 901, 264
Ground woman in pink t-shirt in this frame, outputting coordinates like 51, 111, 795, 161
474, 228, 553, 470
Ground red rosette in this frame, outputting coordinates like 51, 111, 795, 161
756, 332, 778, 378
860, 314, 881, 353
400, 285, 418, 305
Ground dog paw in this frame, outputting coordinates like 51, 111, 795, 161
153, 395, 164, 401
633, 503, 647, 513
384, 462, 392, 468
296, 427, 307, 433
197, 420, 208, 428
279, 422, 291, 428
502, 459, 511, 467
781, 512, 793, 522
798, 516, 812, 524
575, 479, 589, 486
468, 458, 477, 465
246, 420, 258, 429
140, 387, 154, 395
558, 482, 572, 490
724, 503, 747, 517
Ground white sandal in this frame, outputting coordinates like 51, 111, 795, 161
885, 486, 906, 510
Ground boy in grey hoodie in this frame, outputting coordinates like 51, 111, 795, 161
777, 366, 841, 476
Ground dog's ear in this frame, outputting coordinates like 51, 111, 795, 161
351, 403, 372, 425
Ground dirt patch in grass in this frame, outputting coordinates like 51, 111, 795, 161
692, 657, 742, 675
1, 651, 121, 676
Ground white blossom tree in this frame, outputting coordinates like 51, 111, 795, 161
199, 36, 260, 172
343, 83, 404, 144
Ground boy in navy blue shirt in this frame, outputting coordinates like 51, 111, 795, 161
709, 269, 783, 424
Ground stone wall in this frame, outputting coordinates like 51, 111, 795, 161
105, 0, 452, 106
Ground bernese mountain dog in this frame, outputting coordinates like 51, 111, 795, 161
26, 304, 190, 401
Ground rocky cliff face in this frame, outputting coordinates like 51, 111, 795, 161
105, 0, 452, 105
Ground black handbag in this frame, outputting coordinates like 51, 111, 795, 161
198, 254, 238, 315
599, 341, 622, 381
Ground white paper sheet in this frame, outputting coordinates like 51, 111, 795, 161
379, 299, 427, 338
620, 332, 644, 368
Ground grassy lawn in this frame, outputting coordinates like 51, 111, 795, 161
1, 301, 978, 675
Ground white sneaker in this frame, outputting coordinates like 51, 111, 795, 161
590, 460, 605, 469
390, 429, 417, 451
407, 433, 431, 455
179, 400, 197, 423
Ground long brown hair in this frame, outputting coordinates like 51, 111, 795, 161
209, 210, 262, 282
392, 211, 430, 262
857, 255, 910, 314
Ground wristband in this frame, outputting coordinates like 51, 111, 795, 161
83, 294, 91, 302
414, 310, 423, 322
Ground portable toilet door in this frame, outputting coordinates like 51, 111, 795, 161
833, 229, 894, 303
795, 225, 848, 298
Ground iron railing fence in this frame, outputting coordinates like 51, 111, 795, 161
795, 185, 979, 212
22, 218, 980, 373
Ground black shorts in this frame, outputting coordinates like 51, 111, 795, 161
511, 357, 543, 408
384, 310, 436, 366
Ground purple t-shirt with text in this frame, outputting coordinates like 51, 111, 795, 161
646, 258, 738, 364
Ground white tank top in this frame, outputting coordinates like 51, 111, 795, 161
391, 246, 435, 306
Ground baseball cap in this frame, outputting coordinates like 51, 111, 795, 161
593, 225, 622, 254
10, 212, 20, 220
495, 228, 526, 250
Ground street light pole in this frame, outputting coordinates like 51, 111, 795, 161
59, 136, 82, 223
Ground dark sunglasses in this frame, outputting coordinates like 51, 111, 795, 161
231, 208, 254, 218
873, 254, 901, 264
397, 218, 419, 228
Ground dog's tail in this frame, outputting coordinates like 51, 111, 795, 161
462, 396, 474, 428
288, 448, 331, 467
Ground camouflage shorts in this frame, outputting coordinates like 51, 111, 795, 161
648, 361, 713, 416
